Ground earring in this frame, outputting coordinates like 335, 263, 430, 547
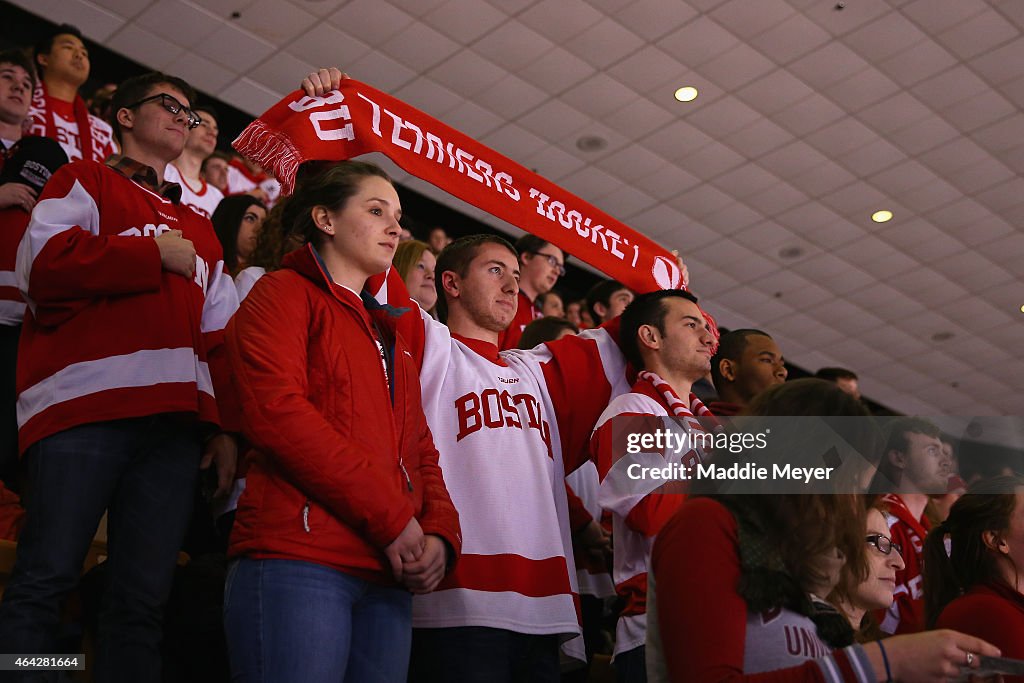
321, 225, 334, 235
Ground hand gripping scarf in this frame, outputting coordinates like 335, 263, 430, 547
233, 79, 689, 297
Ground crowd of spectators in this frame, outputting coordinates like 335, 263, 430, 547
0, 24, 1019, 683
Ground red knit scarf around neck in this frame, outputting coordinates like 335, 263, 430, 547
35, 81, 94, 162
637, 370, 716, 425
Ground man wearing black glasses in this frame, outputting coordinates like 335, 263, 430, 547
497, 234, 568, 350
0, 72, 239, 682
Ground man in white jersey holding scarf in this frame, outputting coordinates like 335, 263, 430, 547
386, 233, 628, 681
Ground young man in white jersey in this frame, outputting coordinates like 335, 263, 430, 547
588, 289, 717, 682
390, 234, 631, 682
164, 104, 224, 218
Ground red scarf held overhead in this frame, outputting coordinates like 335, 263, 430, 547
233, 79, 688, 296
30, 82, 95, 163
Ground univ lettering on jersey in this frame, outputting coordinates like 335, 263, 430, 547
455, 388, 552, 453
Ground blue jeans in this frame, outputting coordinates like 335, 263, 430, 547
409, 626, 560, 683
223, 558, 412, 683
0, 415, 201, 683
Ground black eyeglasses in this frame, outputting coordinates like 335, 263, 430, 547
125, 93, 201, 130
528, 251, 565, 276
866, 533, 902, 556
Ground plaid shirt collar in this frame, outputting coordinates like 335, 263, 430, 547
105, 155, 182, 203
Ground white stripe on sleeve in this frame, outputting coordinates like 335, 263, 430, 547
17, 347, 214, 427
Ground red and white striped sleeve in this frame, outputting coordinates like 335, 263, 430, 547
200, 254, 241, 432
15, 163, 162, 324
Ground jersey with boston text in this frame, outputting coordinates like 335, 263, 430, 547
15, 160, 239, 452
406, 306, 630, 651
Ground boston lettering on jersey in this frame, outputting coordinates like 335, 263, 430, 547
116, 222, 211, 293
455, 388, 551, 452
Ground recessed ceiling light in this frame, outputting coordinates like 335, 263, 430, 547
871, 210, 893, 223
1020, 304, 1024, 313
674, 86, 698, 102
576, 135, 607, 152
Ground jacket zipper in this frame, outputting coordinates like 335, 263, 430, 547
314, 252, 414, 499
302, 500, 311, 533
399, 459, 412, 492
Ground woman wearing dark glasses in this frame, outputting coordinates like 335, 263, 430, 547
831, 502, 906, 641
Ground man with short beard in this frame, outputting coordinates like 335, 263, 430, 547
589, 290, 717, 682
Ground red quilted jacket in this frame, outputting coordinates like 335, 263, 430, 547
226, 244, 461, 582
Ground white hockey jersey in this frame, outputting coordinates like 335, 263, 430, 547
409, 307, 630, 648
565, 461, 616, 600
164, 163, 225, 219
592, 385, 709, 656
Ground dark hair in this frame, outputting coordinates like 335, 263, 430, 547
246, 202, 295, 273
514, 234, 570, 265
534, 290, 562, 309
619, 289, 700, 370
0, 49, 37, 90
33, 24, 84, 77
585, 279, 629, 323
924, 475, 1024, 627
434, 234, 516, 323
201, 150, 232, 175
211, 195, 265, 274
109, 72, 197, 144
710, 328, 773, 390
517, 316, 578, 350
816, 367, 859, 382
743, 378, 871, 422
872, 417, 942, 492
194, 103, 218, 123
272, 159, 391, 249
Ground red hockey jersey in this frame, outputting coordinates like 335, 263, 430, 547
15, 159, 239, 451
497, 290, 541, 350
